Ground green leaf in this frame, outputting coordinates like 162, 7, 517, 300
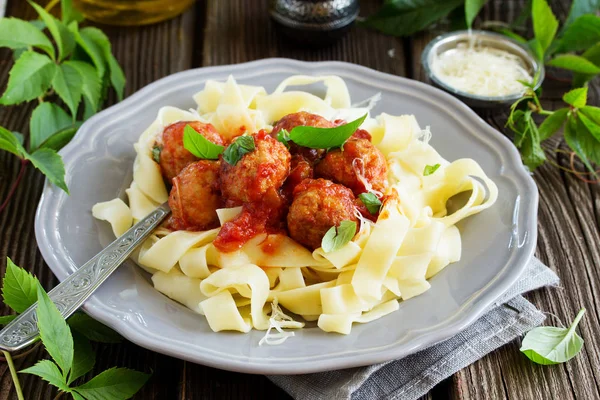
547, 54, 600, 74
183, 124, 224, 160
578, 112, 600, 144
29, 102, 73, 152
498, 28, 528, 44
72, 392, 86, 400
20, 359, 70, 391
79, 27, 125, 100
39, 124, 81, 152
423, 163, 441, 176
562, 0, 600, 33
321, 220, 357, 253
0, 126, 26, 158
222, 135, 255, 166
72, 26, 106, 79
358, 193, 382, 214
510, 0, 532, 29
29, 1, 75, 61
62, 0, 85, 25
73, 367, 150, 400
276, 129, 291, 149
52, 63, 84, 118
68, 333, 96, 385
25, 149, 69, 194
0, 314, 16, 326
539, 108, 569, 140
361, 0, 463, 37
67, 312, 122, 344
558, 14, 600, 53
36, 283, 74, 377
532, 0, 558, 57
564, 114, 600, 176
2, 257, 38, 313
0, 51, 56, 105
521, 308, 586, 365
521, 116, 547, 170
0, 18, 55, 59
64, 61, 102, 115
465, 0, 487, 28
152, 145, 161, 164
12, 132, 24, 145
573, 42, 600, 86
289, 114, 367, 149
563, 87, 588, 108
580, 105, 600, 125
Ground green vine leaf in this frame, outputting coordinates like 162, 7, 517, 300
29, 102, 73, 152
68, 333, 96, 385
563, 86, 588, 108
25, 149, 69, 194
0, 18, 55, 59
538, 108, 568, 140
64, 61, 102, 115
0, 127, 27, 159
465, 0, 487, 28
20, 359, 70, 392
29, 1, 75, 61
532, 0, 558, 58
0, 51, 56, 105
52, 63, 84, 118
548, 54, 600, 74
1, 257, 37, 313
73, 368, 151, 400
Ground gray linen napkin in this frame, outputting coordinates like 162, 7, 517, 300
269, 257, 559, 400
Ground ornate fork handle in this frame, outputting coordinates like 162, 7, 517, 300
0, 202, 171, 352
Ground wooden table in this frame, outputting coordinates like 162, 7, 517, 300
1, 0, 599, 399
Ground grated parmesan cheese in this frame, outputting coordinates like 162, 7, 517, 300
431, 42, 533, 97
259, 299, 304, 346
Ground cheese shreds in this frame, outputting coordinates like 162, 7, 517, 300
431, 42, 533, 97
258, 299, 304, 346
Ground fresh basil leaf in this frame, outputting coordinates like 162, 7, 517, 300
564, 114, 599, 176
35, 283, 74, 377
2, 257, 38, 314
521, 308, 586, 365
0, 51, 56, 105
465, 0, 487, 28
0, 314, 16, 326
289, 114, 367, 149
574, 42, 600, 87
222, 135, 255, 166
563, 87, 588, 108
79, 27, 125, 100
73, 367, 150, 400
39, 124, 81, 152
361, 0, 463, 37
539, 108, 569, 140
68, 332, 96, 385
0, 127, 26, 158
61, 0, 85, 25
423, 163, 441, 176
359, 193, 382, 214
29, 2, 75, 61
72, 26, 106, 78
68, 312, 122, 344
276, 129, 291, 149
562, 0, 600, 34
532, 0, 558, 57
30, 102, 73, 152
183, 124, 224, 160
20, 359, 70, 392
548, 54, 600, 74
152, 145, 161, 164
321, 220, 357, 253
65, 61, 102, 115
558, 14, 600, 53
0, 18, 55, 59
52, 63, 84, 118
25, 149, 69, 194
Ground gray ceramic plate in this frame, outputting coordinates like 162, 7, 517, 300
35, 59, 537, 375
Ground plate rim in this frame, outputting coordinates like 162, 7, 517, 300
35, 58, 538, 374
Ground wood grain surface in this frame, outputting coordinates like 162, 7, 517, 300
0, 0, 598, 399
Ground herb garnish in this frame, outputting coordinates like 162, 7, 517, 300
223, 135, 256, 165
182, 124, 224, 160
152, 145, 162, 164
520, 308, 586, 365
358, 193, 382, 214
276, 129, 291, 149
0, 258, 148, 399
289, 114, 367, 150
423, 164, 441, 176
321, 220, 357, 253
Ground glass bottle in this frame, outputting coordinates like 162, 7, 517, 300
73, 0, 195, 26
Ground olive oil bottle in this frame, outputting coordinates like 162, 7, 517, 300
73, 0, 195, 26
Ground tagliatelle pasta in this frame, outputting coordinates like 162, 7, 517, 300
92, 75, 498, 341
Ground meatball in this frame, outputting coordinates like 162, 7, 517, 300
287, 178, 358, 250
220, 130, 291, 203
281, 155, 313, 202
271, 112, 335, 162
315, 138, 388, 196
156, 121, 225, 182
168, 160, 222, 231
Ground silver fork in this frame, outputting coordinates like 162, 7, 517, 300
0, 202, 171, 352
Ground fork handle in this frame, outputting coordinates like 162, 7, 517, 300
0, 202, 171, 352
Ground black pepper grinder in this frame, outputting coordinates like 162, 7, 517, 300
269, 0, 360, 46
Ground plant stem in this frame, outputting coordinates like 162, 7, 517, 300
0, 159, 28, 214
44, 0, 60, 12
2, 351, 25, 400
538, 110, 553, 116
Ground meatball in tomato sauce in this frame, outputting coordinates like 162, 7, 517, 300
168, 160, 222, 231
156, 121, 225, 182
271, 112, 335, 162
315, 138, 387, 196
220, 130, 291, 204
287, 178, 358, 250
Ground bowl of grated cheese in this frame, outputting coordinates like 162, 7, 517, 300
421, 30, 544, 108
